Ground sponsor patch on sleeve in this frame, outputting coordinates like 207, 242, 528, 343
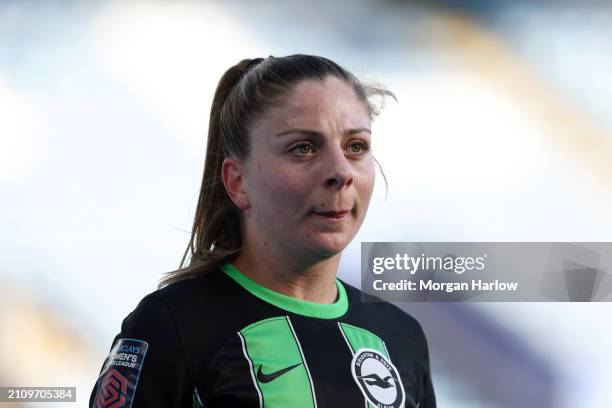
94, 338, 149, 408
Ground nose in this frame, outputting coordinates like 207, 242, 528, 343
324, 146, 354, 189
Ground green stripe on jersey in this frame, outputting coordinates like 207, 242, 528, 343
338, 322, 389, 358
338, 323, 390, 408
222, 263, 348, 319
192, 390, 202, 408
240, 316, 316, 407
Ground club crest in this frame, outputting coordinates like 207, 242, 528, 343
351, 348, 405, 408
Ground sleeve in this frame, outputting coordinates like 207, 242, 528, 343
418, 324, 437, 408
89, 295, 193, 408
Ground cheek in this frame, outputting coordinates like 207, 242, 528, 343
358, 160, 376, 197
253, 167, 311, 212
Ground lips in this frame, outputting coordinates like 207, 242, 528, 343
314, 210, 350, 217
311, 208, 353, 220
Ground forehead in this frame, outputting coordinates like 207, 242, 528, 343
254, 76, 370, 131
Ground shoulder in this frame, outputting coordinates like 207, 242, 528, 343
147, 268, 223, 308
134, 268, 232, 321
113, 270, 234, 376
119, 270, 233, 347
90, 274, 223, 407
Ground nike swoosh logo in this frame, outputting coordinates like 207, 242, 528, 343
256, 363, 301, 383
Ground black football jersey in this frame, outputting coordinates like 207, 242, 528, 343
90, 263, 436, 407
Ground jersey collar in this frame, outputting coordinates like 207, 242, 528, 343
221, 263, 348, 319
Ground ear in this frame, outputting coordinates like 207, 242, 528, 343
221, 157, 251, 210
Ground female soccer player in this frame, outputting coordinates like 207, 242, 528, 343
90, 54, 436, 408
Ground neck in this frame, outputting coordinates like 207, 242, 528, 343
232, 241, 341, 304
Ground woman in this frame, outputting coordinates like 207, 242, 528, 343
90, 54, 436, 408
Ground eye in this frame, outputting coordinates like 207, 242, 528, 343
289, 142, 316, 156
346, 140, 370, 155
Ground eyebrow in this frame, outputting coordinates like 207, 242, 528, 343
273, 128, 371, 137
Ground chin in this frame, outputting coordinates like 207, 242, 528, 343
308, 234, 352, 258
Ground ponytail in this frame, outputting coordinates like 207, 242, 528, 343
158, 60, 251, 287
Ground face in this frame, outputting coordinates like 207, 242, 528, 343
227, 76, 375, 262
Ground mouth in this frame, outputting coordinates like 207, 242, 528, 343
311, 208, 354, 220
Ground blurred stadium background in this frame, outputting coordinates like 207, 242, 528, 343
1, 0, 612, 406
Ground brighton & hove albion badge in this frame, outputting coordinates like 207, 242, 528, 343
351, 348, 405, 408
